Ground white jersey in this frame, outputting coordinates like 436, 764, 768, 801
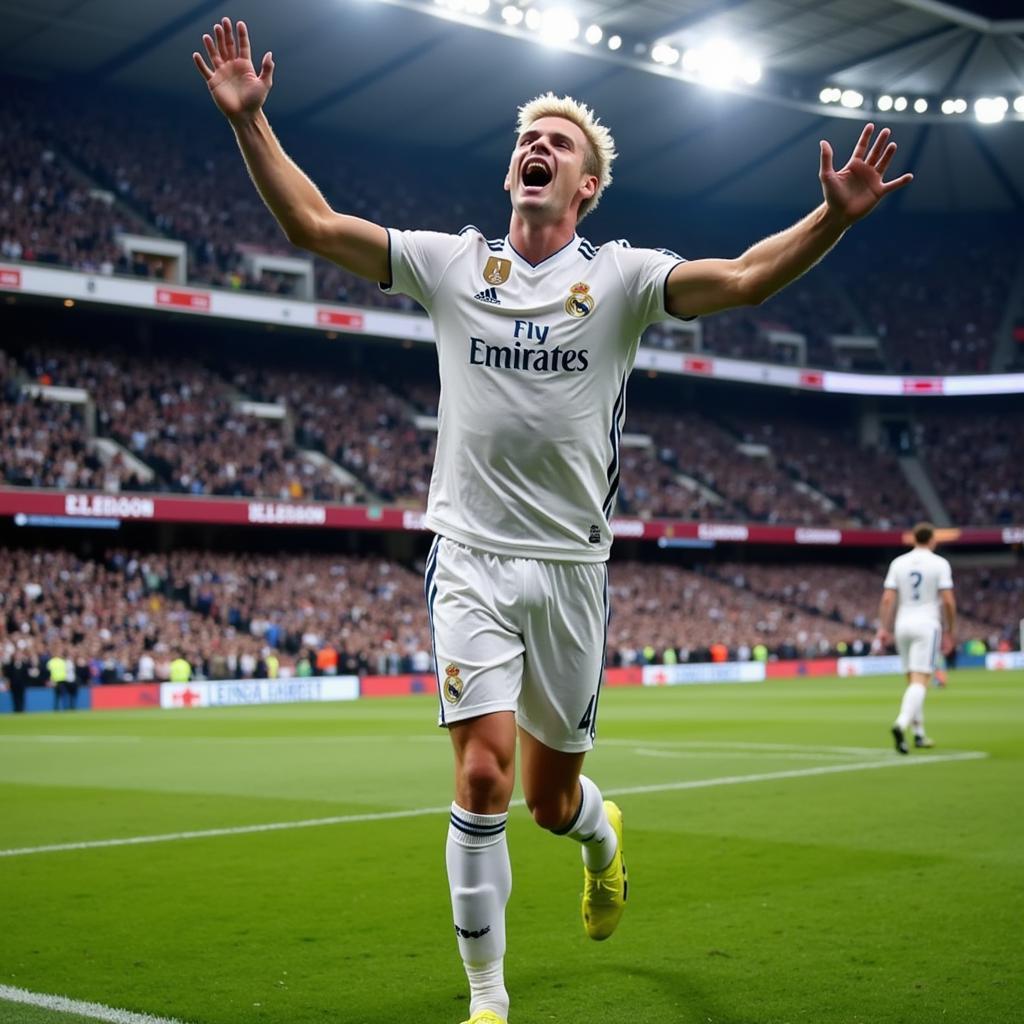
384, 227, 685, 562
883, 547, 954, 629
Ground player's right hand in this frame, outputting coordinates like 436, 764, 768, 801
193, 18, 274, 122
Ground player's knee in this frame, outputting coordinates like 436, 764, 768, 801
457, 751, 513, 810
526, 790, 576, 832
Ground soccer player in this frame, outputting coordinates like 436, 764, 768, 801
875, 523, 956, 754
194, 19, 913, 1023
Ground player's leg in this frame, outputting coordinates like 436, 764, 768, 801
518, 728, 626, 939
893, 627, 936, 753
448, 713, 516, 1023
426, 537, 523, 1023
517, 559, 625, 939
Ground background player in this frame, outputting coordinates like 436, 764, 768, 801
194, 18, 913, 1024
875, 522, 956, 754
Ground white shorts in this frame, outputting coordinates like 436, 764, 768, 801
896, 622, 941, 675
424, 536, 609, 753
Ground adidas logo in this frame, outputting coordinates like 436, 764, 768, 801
473, 287, 501, 305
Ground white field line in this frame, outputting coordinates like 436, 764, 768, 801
630, 748, 869, 761
0, 984, 188, 1024
599, 739, 887, 756
0, 751, 986, 860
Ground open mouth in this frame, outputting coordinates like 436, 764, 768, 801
522, 158, 553, 188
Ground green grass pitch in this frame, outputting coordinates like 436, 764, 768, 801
1, 670, 1021, 1024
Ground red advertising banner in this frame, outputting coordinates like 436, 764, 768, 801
765, 658, 839, 679
0, 268, 21, 288
155, 287, 211, 311
316, 309, 365, 329
360, 674, 437, 697
90, 683, 162, 710
0, 489, 1019, 548
604, 667, 643, 688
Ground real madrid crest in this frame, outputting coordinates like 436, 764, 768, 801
483, 257, 512, 286
565, 281, 595, 318
443, 663, 464, 704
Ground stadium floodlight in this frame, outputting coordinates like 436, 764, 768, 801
974, 96, 1008, 124
501, 4, 523, 24
679, 38, 762, 89
893, 96, 907, 112
607, 34, 622, 50
651, 42, 680, 65
914, 98, 928, 113
941, 99, 955, 114
740, 58, 762, 84
584, 24, 602, 45
840, 89, 864, 108
877, 95, 893, 111
1015, 96, 1024, 113
538, 6, 580, 43
524, 6, 541, 29
954, 98, 967, 113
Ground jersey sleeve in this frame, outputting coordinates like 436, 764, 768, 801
938, 557, 954, 590
612, 244, 689, 330
883, 560, 898, 590
380, 229, 464, 310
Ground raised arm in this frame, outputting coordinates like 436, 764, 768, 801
665, 123, 913, 319
193, 18, 388, 282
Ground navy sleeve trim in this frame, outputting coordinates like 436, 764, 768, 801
662, 259, 696, 322
378, 228, 394, 292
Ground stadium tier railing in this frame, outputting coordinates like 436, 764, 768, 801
4, 262, 1024, 398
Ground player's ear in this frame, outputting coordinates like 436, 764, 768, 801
503, 169, 511, 193
579, 173, 598, 199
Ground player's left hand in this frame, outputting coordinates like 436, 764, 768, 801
819, 124, 913, 225
941, 634, 955, 657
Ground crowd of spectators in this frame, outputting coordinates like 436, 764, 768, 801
625, 408, 830, 524
1, 80, 1019, 375
9, 343, 359, 502
834, 221, 1016, 376
6, 332, 1020, 530
231, 364, 435, 503
2, 547, 1015, 692
0, 548, 431, 686
918, 409, 1023, 525
725, 412, 924, 527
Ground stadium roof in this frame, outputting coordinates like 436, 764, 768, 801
8, 0, 1024, 211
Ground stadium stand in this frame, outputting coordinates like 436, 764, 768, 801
2, 79, 1020, 375
1, 547, 1013, 685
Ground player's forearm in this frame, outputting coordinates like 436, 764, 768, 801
230, 111, 333, 247
878, 593, 896, 633
736, 203, 848, 305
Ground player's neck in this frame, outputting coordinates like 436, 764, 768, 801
508, 214, 577, 266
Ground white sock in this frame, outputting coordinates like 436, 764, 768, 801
912, 710, 926, 739
446, 803, 511, 1019
896, 683, 927, 732
552, 774, 617, 871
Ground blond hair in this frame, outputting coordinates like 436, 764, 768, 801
516, 93, 617, 221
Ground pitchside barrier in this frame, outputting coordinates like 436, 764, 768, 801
1, 656, 1019, 713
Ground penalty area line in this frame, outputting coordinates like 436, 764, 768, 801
0, 751, 987, 860
0, 984, 188, 1024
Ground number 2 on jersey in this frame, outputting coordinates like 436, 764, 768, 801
910, 570, 923, 600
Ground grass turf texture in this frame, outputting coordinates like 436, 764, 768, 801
0, 670, 1020, 1024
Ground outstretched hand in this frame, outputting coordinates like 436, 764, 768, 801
820, 123, 912, 225
193, 17, 274, 123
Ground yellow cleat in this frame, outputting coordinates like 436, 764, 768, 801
582, 800, 627, 941
460, 1013, 508, 1024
